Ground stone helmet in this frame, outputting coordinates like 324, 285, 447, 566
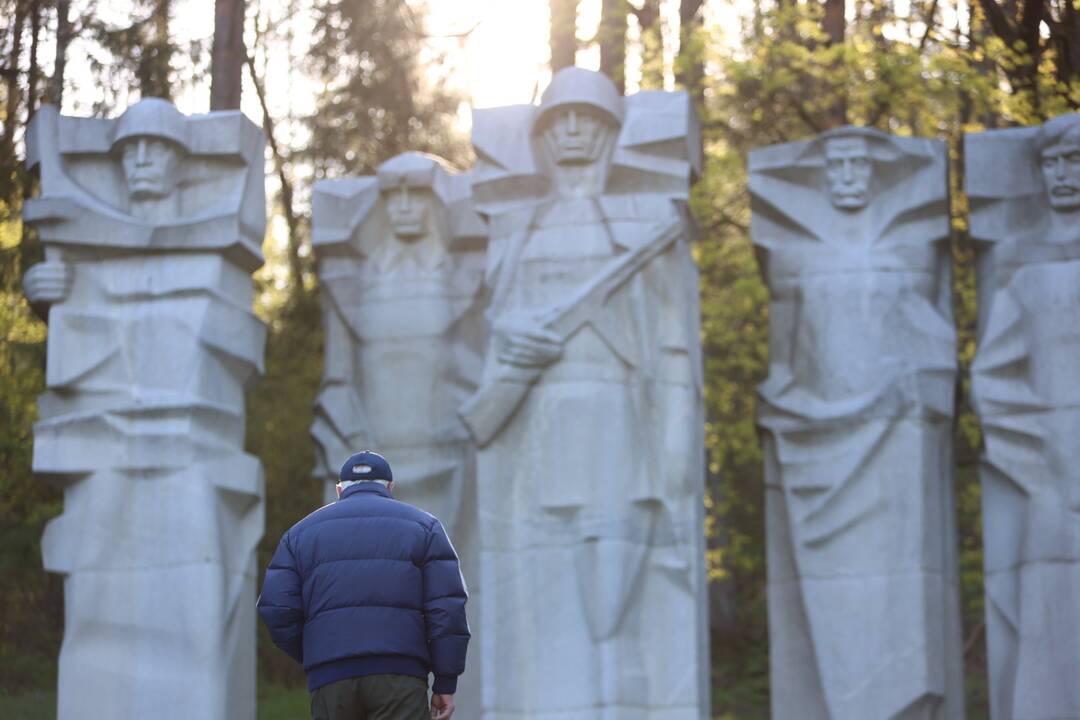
375, 152, 453, 204
1038, 112, 1080, 152
111, 97, 190, 153
533, 67, 625, 135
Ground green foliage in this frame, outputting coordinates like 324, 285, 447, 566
0, 690, 56, 720
247, 292, 325, 687
83, 0, 195, 110
0, 208, 63, 695
0, 684, 313, 719
709, 589, 770, 718
957, 464, 985, 625
256, 683, 312, 719
967, 0, 1080, 125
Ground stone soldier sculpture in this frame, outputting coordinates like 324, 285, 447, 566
309, 152, 487, 713
21, 99, 266, 719
967, 113, 1080, 719
461, 67, 708, 719
750, 127, 964, 719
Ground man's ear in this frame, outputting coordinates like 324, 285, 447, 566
335, 483, 343, 500
386, 481, 394, 494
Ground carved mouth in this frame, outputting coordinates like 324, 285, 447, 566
391, 216, 423, 236
1051, 185, 1079, 197
129, 175, 164, 187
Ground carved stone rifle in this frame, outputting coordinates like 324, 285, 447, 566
459, 217, 685, 446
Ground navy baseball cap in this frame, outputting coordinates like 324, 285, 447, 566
339, 451, 393, 483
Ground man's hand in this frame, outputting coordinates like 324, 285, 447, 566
23, 261, 73, 307
430, 693, 454, 719
494, 315, 562, 368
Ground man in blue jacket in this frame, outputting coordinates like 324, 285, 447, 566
258, 451, 469, 720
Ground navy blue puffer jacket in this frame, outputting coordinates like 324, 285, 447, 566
257, 482, 469, 694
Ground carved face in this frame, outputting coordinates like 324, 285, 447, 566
384, 185, 434, 241
121, 136, 181, 201
1041, 125, 1080, 213
824, 136, 873, 211
541, 106, 616, 166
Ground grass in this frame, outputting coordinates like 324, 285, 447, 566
0, 691, 55, 720
0, 685, 310, 720
0, 674, 989, 719
257, 683, 310, 719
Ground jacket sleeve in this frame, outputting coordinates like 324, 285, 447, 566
257, 531, 305, 664
422, 518, 470, 694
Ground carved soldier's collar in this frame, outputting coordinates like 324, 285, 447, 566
368, 232, 449, 273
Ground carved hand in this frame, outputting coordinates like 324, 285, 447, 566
494, 315, 563, 368
23, 261, 73, 306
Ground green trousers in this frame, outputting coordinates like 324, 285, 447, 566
310, 674, 429, 720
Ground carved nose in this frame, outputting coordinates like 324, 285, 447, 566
136, 139, 149, 165
567, 110, 579, 135
841, 160, 854, 182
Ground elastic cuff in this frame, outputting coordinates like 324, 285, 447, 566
432, 674, 458, 694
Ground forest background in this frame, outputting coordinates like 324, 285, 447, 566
1, 0, 1077, 717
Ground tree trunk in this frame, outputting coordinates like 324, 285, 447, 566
2, 2, 27, 159
599, 0, 627, 93
822, 0, 846, 63
549, 0, 578, 72
635, 0, 664, 90
142, 0, 172, 99
211, 0, 245, 110
246, 53, 304, 299
26, 0, 42, 115
1015, 0, 1045, 115
1061, 0, 1080, 90
976, 0, 1054, 116
822, 0, 847, 128
47, 0, 71, 107
676, 0, 705, 106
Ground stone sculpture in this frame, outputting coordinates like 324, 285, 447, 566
21, 99, 266, 719
750, 127, 964, 719
309, 152, 487, 713
461, 67, 709, 719
966, 113, 1080, 719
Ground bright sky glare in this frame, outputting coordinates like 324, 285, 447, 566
63, 0, 702, 130
57, 0, 952, 131
424, 0, 555, 109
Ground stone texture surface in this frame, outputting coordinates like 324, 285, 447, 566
22, 100, 266, 720
966, 113, 1080, 720
310, 151, 487, 714
750, 127, 964, 720
462, 67, 708, 720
